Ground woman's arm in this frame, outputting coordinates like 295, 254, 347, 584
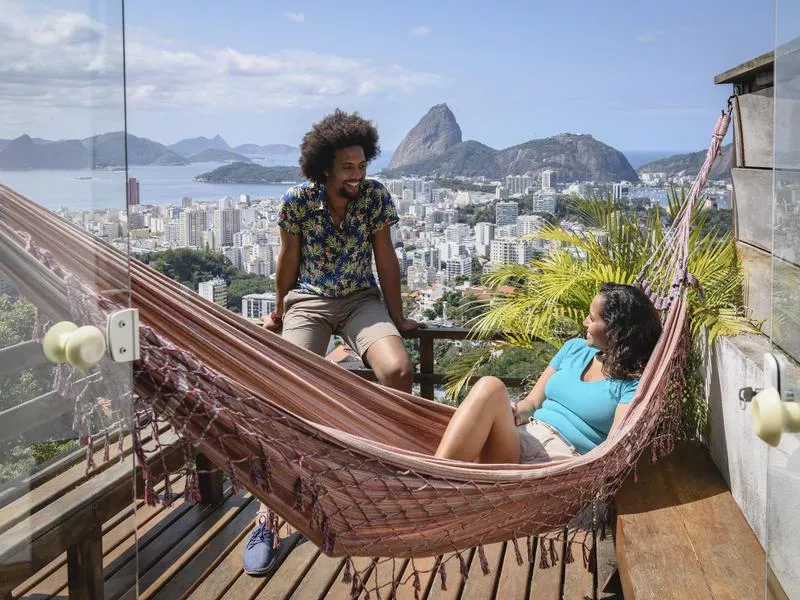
512, 365, 556, 425
609, 403, 631, 435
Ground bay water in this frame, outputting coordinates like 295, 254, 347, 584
0, 163, 293, 211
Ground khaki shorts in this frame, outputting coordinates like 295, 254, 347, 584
282, 287, 401, 358
518, 419, 581, 464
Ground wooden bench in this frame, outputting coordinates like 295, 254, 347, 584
614, 441, 765, 600
0, 340, 224, 600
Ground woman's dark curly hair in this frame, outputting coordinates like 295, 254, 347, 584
299, 109, 380, 184
598, 283, 662, 380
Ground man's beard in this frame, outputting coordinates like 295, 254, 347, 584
339, 181, 362, 200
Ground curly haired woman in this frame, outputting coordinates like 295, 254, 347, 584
435, 284, 662, 464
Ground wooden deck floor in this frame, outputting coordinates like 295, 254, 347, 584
10, 477, 620, 600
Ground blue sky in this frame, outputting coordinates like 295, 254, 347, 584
0, 0, 779, 153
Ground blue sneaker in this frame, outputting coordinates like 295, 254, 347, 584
242, 516, 278, 576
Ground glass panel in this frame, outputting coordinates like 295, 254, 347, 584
769, 3, 800, 597
0, 0, 135, 596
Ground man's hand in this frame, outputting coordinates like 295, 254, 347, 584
395, 317, 423, 333
262, 312, 283, 333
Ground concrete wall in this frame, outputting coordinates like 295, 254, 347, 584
717, 51, 800, 599
708, 334, 770, 543
708, 334, 800, 597
734, 88, 774, 169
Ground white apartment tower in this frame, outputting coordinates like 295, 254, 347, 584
213, 206, 241, 249
541, 170, 556, 191
178, 208, 208, 248
198, 278, 227, 306
490, 240, 536, 265
474, 222, 495, 245
445, 223, 470, 244
242, 293, 276, 320
516, 215, 544, 236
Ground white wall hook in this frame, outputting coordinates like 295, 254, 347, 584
751, 386, 800, 447
42, 321, 107, 370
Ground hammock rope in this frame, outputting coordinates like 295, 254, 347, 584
0, 104, 731, 591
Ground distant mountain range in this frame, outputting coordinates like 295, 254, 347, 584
0, 120, 731, 183
636, 145, 732, 180
0, 133, 299, 170
383, 104, 638, 182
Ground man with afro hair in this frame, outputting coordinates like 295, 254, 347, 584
243, 109, 421, 576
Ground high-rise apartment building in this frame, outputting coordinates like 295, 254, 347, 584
179, 208, 208, 247
198, 278, 227, 306
541, 170, 556, 192
127, 177, 140, 206
495, 201, 519, 226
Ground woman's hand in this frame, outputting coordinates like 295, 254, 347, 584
511, 403, 528, 426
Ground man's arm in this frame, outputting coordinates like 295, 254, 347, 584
267, 227, 301, 329
371, 227, 420, 332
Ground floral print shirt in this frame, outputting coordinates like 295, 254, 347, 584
277, 179, 399, 297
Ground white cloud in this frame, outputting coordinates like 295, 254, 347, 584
410, 25, 431, 37
0, 3, 441, 138
284, 11, 305, 24
635, 30, 666, 44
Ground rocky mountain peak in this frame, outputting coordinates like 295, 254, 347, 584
387, 103, 462, 169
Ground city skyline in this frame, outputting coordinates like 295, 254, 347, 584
0, 0, 776, 152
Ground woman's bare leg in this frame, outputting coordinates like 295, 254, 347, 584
434, 376, 521, 463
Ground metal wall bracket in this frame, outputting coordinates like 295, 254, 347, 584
107, 309, 140, 363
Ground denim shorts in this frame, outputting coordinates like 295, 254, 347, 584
518, 419, 581, 464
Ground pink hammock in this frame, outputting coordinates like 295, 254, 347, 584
0, 105, 731, 591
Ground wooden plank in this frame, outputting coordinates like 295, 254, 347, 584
148, 495, 259, 599
321, 555, 377, 600
0, 427, 124, 507
427, 550, 475, 600
457, 542, 503, 600
595, 533, 619, 599
196, 453, 225, 506
178, 513, 252, 599
110, 489, 244, 599
0, 423, 172, 534
338, 557, 408, 600
767, 563, 791, 600
561, 536, 594, 600
0, 383, 81, 445
0, 461, 137, 587
0, 431, 183, 589
22, 477, 185, 598
495, 540, 534, 600
662, 444, 765, 600
254, 537, 320, 600
615, 461, 710, 600
289, 553, 344, 599
394, 555, 441, 600
0, 340, 47, 377
529, 537, 562, 600
615, 442, 764, 600
66, 525, 104, 600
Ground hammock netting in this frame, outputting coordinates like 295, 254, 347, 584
0, 107, 731, 594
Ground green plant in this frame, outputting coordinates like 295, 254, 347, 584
444, 192, 761, 440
